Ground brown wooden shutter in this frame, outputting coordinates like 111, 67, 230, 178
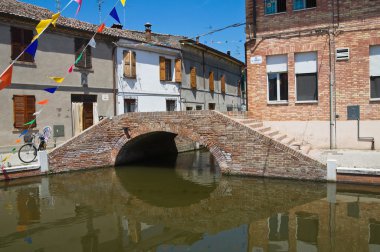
131, 51, 136, 78
85, 46, 92, 69
13, 95, 36, 129
159, 56, 166, 81
209, 71, 214, 92
11, 27, 23, 60
190, 67, 197, 89
123, 50, 131, 77
175, 59, 182, 83
74, 38, 85, 68
221, 75, 226, 94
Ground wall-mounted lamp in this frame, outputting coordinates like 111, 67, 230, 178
123, 127, 131, 139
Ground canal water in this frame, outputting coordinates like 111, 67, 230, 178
1, 150, 380, 252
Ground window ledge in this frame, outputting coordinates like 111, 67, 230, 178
370, 98, 380, 102
295, 100, 318, 104
267, 101, 289, 105
12, 61, 36, 67
74, 67, 94, 73
293, 7, 317, 12
264, 11, 287, 16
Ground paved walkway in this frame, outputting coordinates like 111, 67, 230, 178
1, 151, 39, 168
309, 149, 380, 169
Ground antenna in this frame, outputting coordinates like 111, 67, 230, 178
55, 0, 61, 12
97, 0, 104, 24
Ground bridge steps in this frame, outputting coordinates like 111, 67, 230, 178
237, 119, 313, 155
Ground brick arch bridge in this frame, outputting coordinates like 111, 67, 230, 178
49, 111, 326, 181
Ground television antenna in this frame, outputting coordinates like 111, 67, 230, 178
97, 0, 104, 24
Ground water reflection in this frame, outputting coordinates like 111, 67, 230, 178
0, 151, 380, 251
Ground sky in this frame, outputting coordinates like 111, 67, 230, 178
20, 0, 246, 61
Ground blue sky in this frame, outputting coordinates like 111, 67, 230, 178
20, 0, 246, 61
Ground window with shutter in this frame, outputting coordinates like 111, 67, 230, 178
13, 95, 36, 129
190, 67, 197, 89
74, 38, 92, 69
131, 51, 136, 78
221, 75, 226, 94
165, 59, 172, 81
159, 56, 166, 81
175, 59, 182, 83
123, 50, 136, 78
209, 71, 214, 92
11, 27, 34, 62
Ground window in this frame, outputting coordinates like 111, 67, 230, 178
74, 38, 92, 69
13, 95, 36, 129
370, 46, 380, 99
265, 0, 286, 14
295, 52, 318, 102
293, 0, 316, 10
124, 99, 137, 113
123, 50, 136, 78
190, 67, 197, 89
208, 103, 216, 110
175, 58, 182, 83
209, 71, 215, 92
268, 213, 289, 251
186, 107, 193, 111
267, 55, 288, 102
221, 74, 226, 94
159, 56, 174, 81
296, 212, 319, 249
11, 27, 34, 62
369, 220, 380, 250
166, 100, 176, 111
196, 105, 203, 110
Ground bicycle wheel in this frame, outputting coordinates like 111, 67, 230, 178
18, 144, 37, 163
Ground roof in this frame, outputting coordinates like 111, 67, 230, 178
0, 0, 185, 49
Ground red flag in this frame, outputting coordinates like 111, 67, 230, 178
74, 0, 82, 15
68, 65, 74, 73
97, 23, 105, 33
37, 99, 49, 105
0, 65, 13, 91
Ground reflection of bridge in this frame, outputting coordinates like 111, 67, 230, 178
49, 111, 326, 181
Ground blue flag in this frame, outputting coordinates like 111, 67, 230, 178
25, 39, 38, 58
110, 7, 121, 23
19, 129, 28, 137
44, 87, 58, 94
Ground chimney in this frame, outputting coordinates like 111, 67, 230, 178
111, 23, 123, 29
227, 51, 231, 56
145, 22, 152, 42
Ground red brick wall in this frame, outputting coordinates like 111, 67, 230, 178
246, 0, 380, 121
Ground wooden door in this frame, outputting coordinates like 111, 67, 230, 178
83, 103, 93, 130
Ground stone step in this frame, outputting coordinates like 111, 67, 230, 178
281, 137, 295, 145
246, 122, 263, 129
300, 145, 311, 154
265, 130, 280, 137
256, 126, 271, 133
290, 145, 301, 150
239, 119, 258, 125
276, 134, 287, 141
290, 141, 303, 147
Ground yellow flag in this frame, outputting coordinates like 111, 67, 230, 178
36, 19, 52, 35
52, 12, 61, 27
49, 77, 65, 83
120, 0, 126, 7
2, 154, 11, 162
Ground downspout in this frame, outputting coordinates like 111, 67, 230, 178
253, 0, 257, 40
112, 44, 117, 116
202, 50, 206, 109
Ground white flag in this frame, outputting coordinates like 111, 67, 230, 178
89, 38, 96, 48
33, 109, 43, 116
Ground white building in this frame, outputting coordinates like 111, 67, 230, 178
115, 25, 182, 114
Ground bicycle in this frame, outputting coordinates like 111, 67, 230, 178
18, 126, 52, 163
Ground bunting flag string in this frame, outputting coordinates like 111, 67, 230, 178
44, 87, 58, 94
25, 39, 39, 58
110, 7, 121, 23
74, 0, 83, 15
97, 23, 105, 33
68, 65, 74, 73
37, 99, 49, 105
24, 119, 36, 126
33, 109, 43, 116
120, 0, 126, 7
75, 52, 83, 64
49, 77, 65, 83
88, 38, 96, 48
16, 139, 21, 144
19, 130, 28, 138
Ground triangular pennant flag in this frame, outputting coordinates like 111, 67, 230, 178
2, 154, 11, 162
52, 12, 61, 27
16, 139, 21, 144
88, 38, 96, 48
97, 23, 105, 33
75, 52, 83, 64
11, 147, 17, 154
68, 65, 74, 73
25, 39, 38, 58
37, 99, 49, 105
120, 0, 126, 7
36, 19, 52, 36
0, 65, 13, 91
49, 77, 65, 83
19, 130, 28, 137
33, 109, 42, 116
110, 7, 121, 23
74, 0, 82, 15
44, 87, 58, 94
24, 119, 36, 126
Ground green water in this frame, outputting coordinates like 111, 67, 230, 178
1, 150, 380, 252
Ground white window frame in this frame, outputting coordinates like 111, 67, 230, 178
370, 45, 380, 101
295, 52, 319, 103
267, 72, 289, 104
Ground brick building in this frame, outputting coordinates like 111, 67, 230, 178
245, 0, 380, 150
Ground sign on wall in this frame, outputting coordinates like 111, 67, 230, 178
102, 94, 109, 101
250, 56, 263, 65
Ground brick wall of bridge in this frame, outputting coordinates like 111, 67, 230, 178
48, 111, 327, 181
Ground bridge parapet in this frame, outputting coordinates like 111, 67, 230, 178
49, 111, 326, 181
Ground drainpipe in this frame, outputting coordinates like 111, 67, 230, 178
202, 50, 206, 109
252, 0, 257, 40
112, 44, 117, 116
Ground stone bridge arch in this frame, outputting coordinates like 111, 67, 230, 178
49, 111, 326, 181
